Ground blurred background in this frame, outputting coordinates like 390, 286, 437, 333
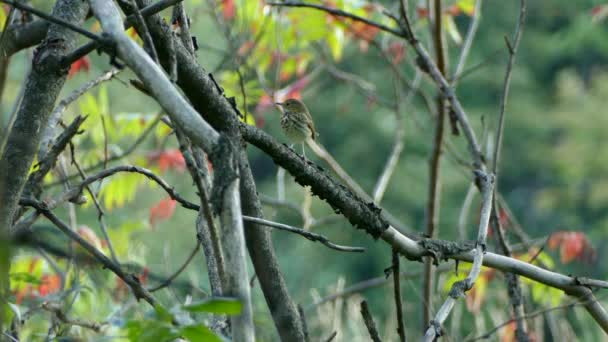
2, 0, 608, 340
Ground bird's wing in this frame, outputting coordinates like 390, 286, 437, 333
306, 113, 317, 140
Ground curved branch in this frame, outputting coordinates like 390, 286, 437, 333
242, 216, 365, 253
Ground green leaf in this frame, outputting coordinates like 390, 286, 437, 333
155, 303, 174, 323
0, 7, 7, 32
127, 320, 176, 342
327, 26, 345, 61
183, 297, 242, 315
180, 325, 222, 342
457, 0, 476, 16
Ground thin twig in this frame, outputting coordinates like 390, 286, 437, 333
68, 143, 119, 264
466, 294, 608, 341
148, 243, 200, 292
308, 263, 453, 311
490, 1, 528, 340
268, 2, 403, 37
452, 0, 483, 84
242, 216, 365, 253
47, 113, 162, 187
128, 0, 159, 63
423, 0, 449, 327
39, 69, 121, 161
0, 0, 101, 41
21, 199, 156, 305
62, 0, 184, 65
392, 250, 406, 342
41, 302, 106, 333
423, 171, 495, 341
360, 300, 382, 342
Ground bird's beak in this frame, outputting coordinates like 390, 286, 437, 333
275, 102, 283, 106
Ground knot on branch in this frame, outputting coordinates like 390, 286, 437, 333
473, 169, 495, 192
33, 38, 69, 75
419, 238, 475, 265
448, 279, 471, 299
210, 134, 239, 215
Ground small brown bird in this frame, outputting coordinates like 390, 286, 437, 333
276, 98, 317, 157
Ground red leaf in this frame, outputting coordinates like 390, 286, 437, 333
417, 6, 429, 18
148, 149, 186, 173
68, 56, 90, 79
222, 0, 236, 20
548, 231, 596, 264
149, 198, 177, 226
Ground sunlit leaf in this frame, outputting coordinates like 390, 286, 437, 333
154, 304, 174, 323
0, 6, 7, 31
99, 172, 145, 210
180, 325, 222, 342
327, 26, 345, 61
456, 0, 476, 16
183, 297, 242, 314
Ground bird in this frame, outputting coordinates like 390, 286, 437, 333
276, 98, 317, 158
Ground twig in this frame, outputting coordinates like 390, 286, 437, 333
452, 0, 483, 84
172, 3, 195, 55
41, 302, 106, 333
63, 0, 184, 66
39, 69, 121, 161
324, 331, 338, 342
466, 294, 608, 341
490, 1, 528, 340
306, 139, 410, 234
90, 0, 219, 153
174, 127, 225, 298
423, 0, 449, 327
308, 263, 453, 311
148, 243, 200, 292
458, 182, 476, 239
46, 113, 162, 187
21, 199, 156, 305
392, 250, 406, 342
0, 0, 101, 41
423, 170, 495, 341
25, 115, 87, 197
242, 216, 365, 253
268, 2, 403, 37
298, 304, 310, 342
68, 143, 119, 264
128, 0, 159, 63
360, 301, 382, 342
373, 78, 407, 203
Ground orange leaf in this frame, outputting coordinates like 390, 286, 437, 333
38, 274, 62, 297
149, 198, 177, 226
68, 56, 91, 79
148, 149, 186, 173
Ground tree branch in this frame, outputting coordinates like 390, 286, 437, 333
242, 216, 365, 253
